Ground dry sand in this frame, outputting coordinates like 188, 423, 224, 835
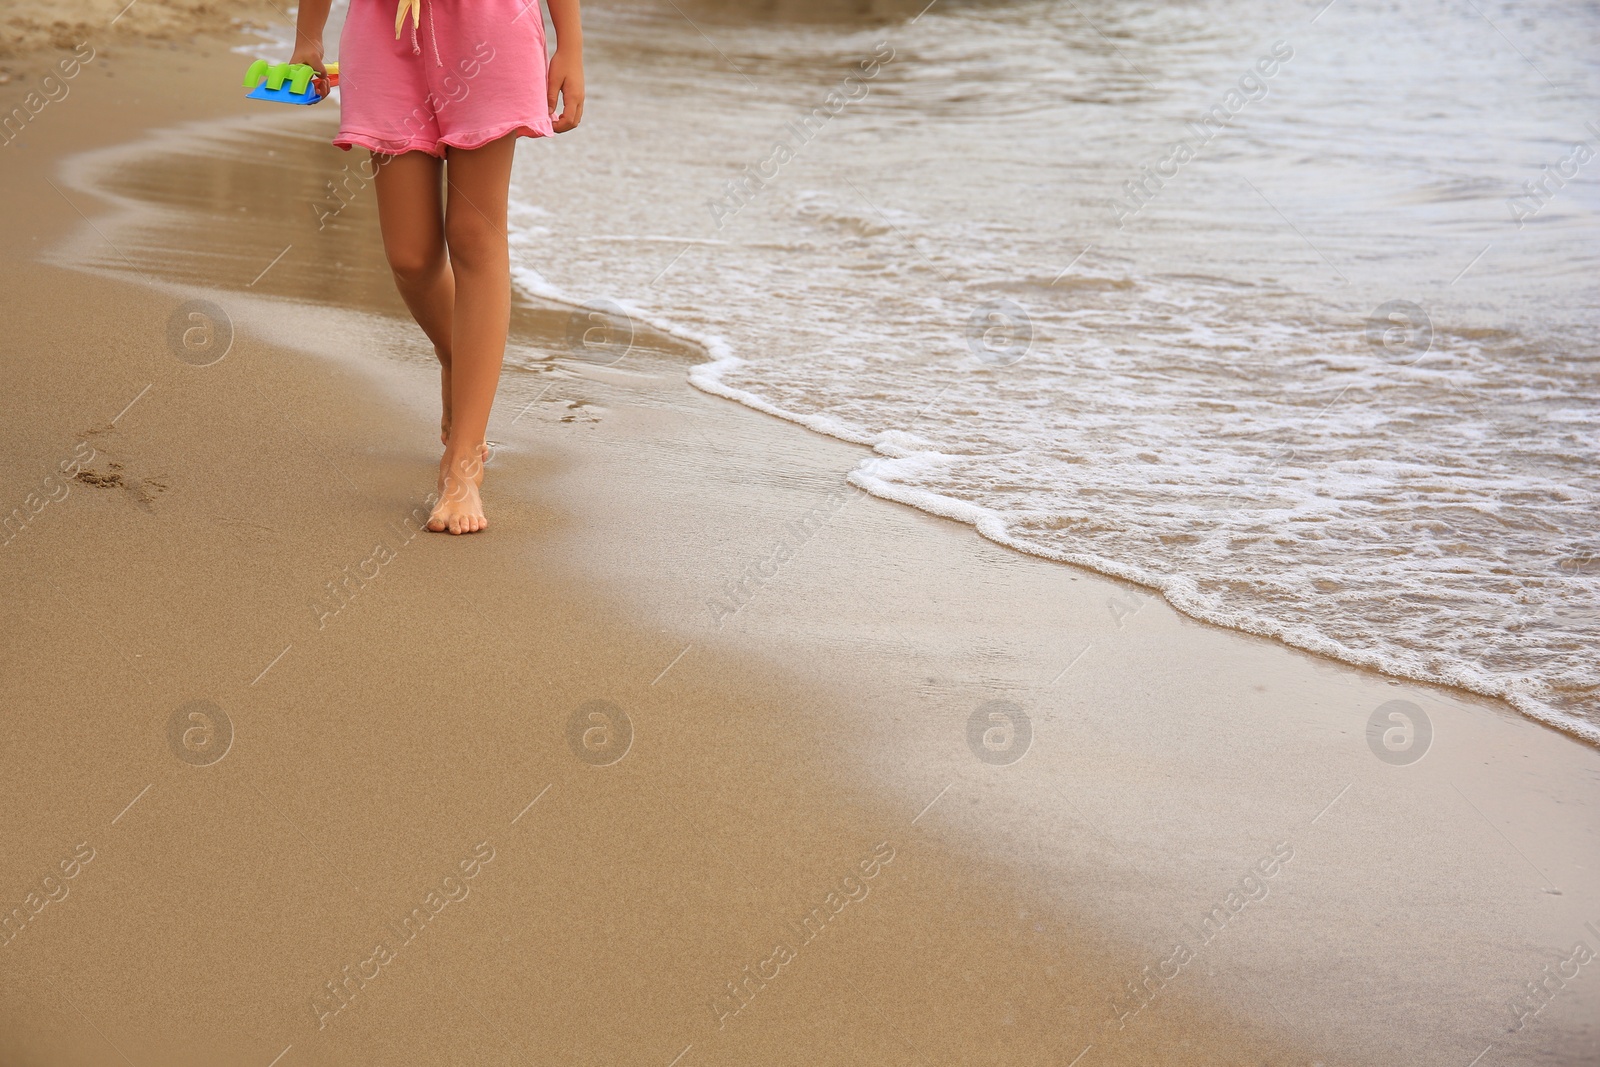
2, 27, 1598, 1067
1, 0, 282, 62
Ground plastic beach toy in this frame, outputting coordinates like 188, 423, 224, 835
242, 60, 339, 105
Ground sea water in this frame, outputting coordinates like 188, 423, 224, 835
502, 0, 1599, 737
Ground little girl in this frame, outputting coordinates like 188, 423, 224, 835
290, 0, 584, 534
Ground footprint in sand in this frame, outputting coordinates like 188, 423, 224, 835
74, 460, 167, 508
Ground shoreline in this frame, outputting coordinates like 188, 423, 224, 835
2, 31, 1599, 1067
684, 350, 1598, 748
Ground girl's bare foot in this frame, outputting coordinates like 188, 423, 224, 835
427, 447, 488, 535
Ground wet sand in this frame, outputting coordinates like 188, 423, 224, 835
2, 32, 1599, 1067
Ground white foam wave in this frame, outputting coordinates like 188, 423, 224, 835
505, 0, 1600, 742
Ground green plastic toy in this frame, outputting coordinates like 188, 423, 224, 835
242, 60, 339, 105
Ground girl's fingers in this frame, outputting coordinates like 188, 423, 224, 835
555, 94, 583, 132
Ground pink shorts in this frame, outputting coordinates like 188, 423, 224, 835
333, 0, 552, 156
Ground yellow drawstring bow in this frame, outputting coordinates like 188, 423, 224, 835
395, 0, 420, 39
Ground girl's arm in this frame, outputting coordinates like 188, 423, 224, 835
289, 0, 333, 78
545, 0, 585, 132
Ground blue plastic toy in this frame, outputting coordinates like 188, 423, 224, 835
242, 60, 339, 105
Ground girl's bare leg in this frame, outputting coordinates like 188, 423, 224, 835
369, 151, 459, 446
428, 133, 518, 534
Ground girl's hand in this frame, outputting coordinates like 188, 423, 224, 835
289, 41, 330, 96
547, 48, 585, 132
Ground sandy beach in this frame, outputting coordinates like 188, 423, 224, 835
2, 15, 1599, 1067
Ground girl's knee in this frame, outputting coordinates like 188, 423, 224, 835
385, 241, 446, 286
443, 211, 506, 270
